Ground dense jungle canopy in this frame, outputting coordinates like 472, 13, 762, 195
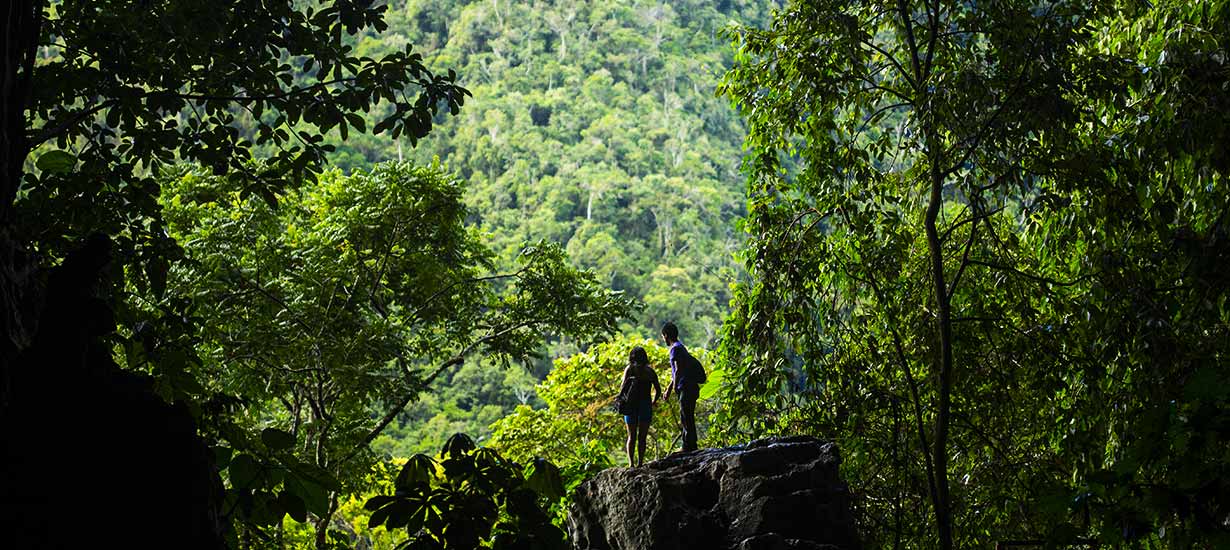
1, 0, 1227, 549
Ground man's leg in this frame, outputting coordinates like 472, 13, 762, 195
679, 387, 698, 452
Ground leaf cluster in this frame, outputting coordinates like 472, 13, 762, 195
714, 0, 1230, 547
365, 434, 568, 550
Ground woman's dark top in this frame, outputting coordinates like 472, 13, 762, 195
624, 364, 658, 405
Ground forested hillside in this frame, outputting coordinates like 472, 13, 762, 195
327, 0, 774, 456
7, 1, 1229, 550
328, 0, 772, 342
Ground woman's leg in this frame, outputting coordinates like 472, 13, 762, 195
636, 421, 651, 466
624, 421, 637, 466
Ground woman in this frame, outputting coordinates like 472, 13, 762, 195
619, 346, 661, 467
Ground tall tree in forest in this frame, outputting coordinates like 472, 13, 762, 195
1, 0, 467, 368
1, 1, 465, 547
151, 163, 632, 546
717, 0, 1228, 548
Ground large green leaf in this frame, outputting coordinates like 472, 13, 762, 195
441, 433, 476, 458
524, 458, 565, 501
284, 472, 330, 517
228, 454, 260, 489
260, 428, 295, 451
396, 454, 438, 494
35, 150, 75, 173
278, 491, 308, 523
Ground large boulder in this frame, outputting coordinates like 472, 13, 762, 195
568, 436, 860, 550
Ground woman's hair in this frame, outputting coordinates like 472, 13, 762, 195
628, 346, 650, 370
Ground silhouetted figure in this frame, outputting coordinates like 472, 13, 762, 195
661, 322, 700, 452
618, 346, 661, 466
0, 234, 224, 549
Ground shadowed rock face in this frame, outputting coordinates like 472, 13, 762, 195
568, 436, 860, 550
0, 235, 224, 549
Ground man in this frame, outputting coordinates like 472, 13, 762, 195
660, 322, 699, 452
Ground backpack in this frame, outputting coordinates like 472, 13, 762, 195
614, 373, 644, 415
676, 345, 707, 386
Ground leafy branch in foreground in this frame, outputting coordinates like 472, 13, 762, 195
6, 1, 470, 364
134, 161, 633, 545
366, 433, 568, 550
715, 0, 1229, 548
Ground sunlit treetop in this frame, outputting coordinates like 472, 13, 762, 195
10, 0, 469, 263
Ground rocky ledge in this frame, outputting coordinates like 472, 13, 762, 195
567, 436, 860, 550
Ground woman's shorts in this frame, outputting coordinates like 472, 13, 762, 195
623, 400, 652, 424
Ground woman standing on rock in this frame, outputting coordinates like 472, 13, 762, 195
619, 346, 661, 467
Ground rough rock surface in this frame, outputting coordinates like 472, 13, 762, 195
1, 235, 225, 549
568, 436, 860, 550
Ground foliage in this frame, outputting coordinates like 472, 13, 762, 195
370, 358, 542, 457
136, 162, 633, 544
14, 0, 467, 296
365, 433, 568, 550
288, 0, 778, 343
490, 336, 676, 466
489, 334, 721, 525
716, 0, 1229, 548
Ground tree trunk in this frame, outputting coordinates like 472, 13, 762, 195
897, 0, 954, 547
314, 493, 339, 550
924, 139, 954, 550
1, 0, 43, 401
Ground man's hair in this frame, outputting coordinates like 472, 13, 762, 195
661, 322, 679, 341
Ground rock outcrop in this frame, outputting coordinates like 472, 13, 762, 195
1, 235, 225, 549
568, 436, 860, 550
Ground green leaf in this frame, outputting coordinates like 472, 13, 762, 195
229, 454, 260, 489
279, 491, 308, 523
213, 446, 234, 469
35, 150, 75, 173
382, 500, 416, 530
396, 454, 437, 494
251, 491, 284, 525
285, 472, 330, 517
261, 427, 295, 451
364, 495, 397, 512
367, 500, 409, 529
124, 340, 145, 369
441, 433, 476, 458
288, 458, 343, 491
145, 255, 170, 300
524, 457, 565, 500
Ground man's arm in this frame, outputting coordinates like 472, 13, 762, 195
663, 346, 677, 400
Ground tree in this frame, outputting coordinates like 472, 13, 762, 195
146, 162, 633, 546
2, 0, 469, 367
716, 0, 1228, 548
365, 433, 569, 550
364, 0, 768, 343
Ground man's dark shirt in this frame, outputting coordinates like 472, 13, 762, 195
669, 341, 699, 392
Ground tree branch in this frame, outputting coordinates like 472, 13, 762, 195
965, 260, 1088, 287
946, 220, 978, 301
339, 317, 549, 465
27, 77, 358, 148
859, 39, 917, 91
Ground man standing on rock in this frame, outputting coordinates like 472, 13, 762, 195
661, 322, 700, 452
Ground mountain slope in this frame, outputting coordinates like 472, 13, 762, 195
332, 0, 774, 342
